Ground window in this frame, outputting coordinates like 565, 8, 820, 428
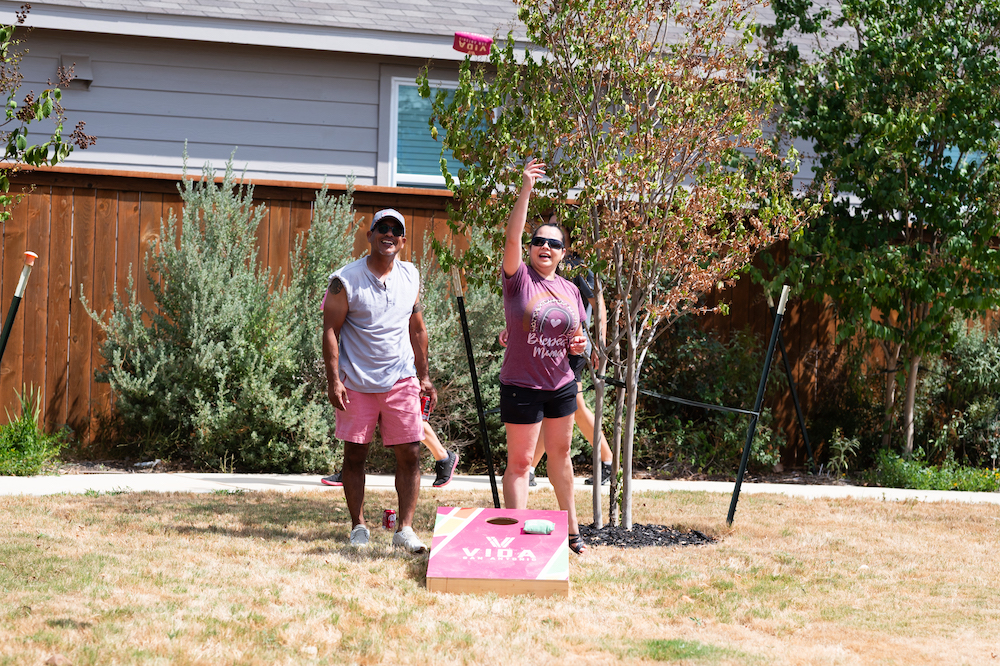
389, 78, 463, 187
942, 145, 987, 169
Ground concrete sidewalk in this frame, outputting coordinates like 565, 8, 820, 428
1, 471, 999, 505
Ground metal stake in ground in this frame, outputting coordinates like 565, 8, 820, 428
0, 251, 38, 366
727, 284, 790, 526
451, 268, 501, 508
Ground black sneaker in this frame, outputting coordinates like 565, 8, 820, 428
584, 462, 612, 486
432, 451, 459, 488
320, 471, 343, 487
528, 472, 537, 487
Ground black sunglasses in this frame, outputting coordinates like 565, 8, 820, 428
530, 236, 565, 250
374, 221, 404, 236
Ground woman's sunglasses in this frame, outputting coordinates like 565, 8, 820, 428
530, 237, 565, 250
374, 221, 405, 236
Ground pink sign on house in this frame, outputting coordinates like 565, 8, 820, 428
426, 507, 569, 597
452, 32, 493, 56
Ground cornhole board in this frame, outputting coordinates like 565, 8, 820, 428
426, 507, 569, 597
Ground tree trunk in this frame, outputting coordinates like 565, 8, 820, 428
621, 331, 639, 530
609, 371, 626, 527
591, 369, 606, 529
902, 353, 920, 458
590, 314, 607, 528
590, 277, 608, 528
881, 341, 902, 449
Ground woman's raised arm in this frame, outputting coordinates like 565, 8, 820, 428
502, 159, 545, 278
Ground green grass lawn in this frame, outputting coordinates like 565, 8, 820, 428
2, 487, 998, 665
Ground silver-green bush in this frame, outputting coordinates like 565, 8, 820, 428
84, 161, 354, 472
419, 231, 506, 465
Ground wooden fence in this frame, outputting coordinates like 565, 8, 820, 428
0, 167, 454, 452
2, 167, 831, 466
698, 247, 840, 469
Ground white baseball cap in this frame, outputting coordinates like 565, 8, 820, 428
371, 208, 406, 234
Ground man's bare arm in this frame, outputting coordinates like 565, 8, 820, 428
409, 295, 437, 412
323, 278, 350, 410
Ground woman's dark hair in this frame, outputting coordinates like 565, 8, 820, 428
529, 212, 568, 247
530, 207, 582, 250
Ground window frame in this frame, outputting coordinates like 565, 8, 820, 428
387, 75, 460, 188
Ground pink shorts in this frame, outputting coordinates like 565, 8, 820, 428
334, 376, 423, 446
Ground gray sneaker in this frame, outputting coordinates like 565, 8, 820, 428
392, 526, 427, 554
432, 450, 459, 487
349, 524, 370, 547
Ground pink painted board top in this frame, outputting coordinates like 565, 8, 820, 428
427, 507, 569, 582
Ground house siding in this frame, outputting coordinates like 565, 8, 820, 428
21, 29, 386, 183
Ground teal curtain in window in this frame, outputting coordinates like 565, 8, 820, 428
397, 84, 463, 180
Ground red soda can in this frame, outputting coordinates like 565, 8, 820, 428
420, 395, 432, 421
383, 509, 397, 531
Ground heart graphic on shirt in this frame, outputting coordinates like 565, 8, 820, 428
551, 318, 563, 328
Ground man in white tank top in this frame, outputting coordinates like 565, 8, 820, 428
322, 209, 437, 553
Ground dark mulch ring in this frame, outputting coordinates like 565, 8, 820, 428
579, 522, 715, 549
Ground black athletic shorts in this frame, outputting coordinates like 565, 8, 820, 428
568, 354, 587, 383
499, 380, 578, 424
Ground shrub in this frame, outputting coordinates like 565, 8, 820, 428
635, 318, 782, 476
803, 340, 885, 471
0, 385, 68, 476
916, 320, 1000, 468
822, 320, 1000, 472
420, 231, 507, 471
868, 449, 1000, 492
84, 161, 354, 472
826, 428, 860, 477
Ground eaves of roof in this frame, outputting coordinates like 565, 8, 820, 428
0, 0, 530, 60
0, 0, 848, 63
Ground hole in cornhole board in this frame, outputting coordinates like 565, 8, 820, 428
486, 517, 518, 525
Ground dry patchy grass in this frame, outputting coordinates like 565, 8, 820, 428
1, 487, 998, 665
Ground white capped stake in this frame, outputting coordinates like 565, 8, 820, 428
776, 284, 791, 316
14, 251, 38, 298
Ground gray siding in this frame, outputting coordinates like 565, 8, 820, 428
17, 26, 826, 190
21, 29, 385, 184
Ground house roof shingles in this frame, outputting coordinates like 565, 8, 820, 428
14, 0, 527, 41
2, 0, 849, 61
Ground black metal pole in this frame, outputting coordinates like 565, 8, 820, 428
727, 285, 790, 526
453, 270, 500, 508
0, 252, 37, 367
0, 295, 22, 364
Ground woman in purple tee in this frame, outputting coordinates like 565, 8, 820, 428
500, 159, 588, 555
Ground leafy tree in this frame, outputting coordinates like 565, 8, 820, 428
0, 6, 95, 220
759, 0, 1000, 456
420, 0, 799, 527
